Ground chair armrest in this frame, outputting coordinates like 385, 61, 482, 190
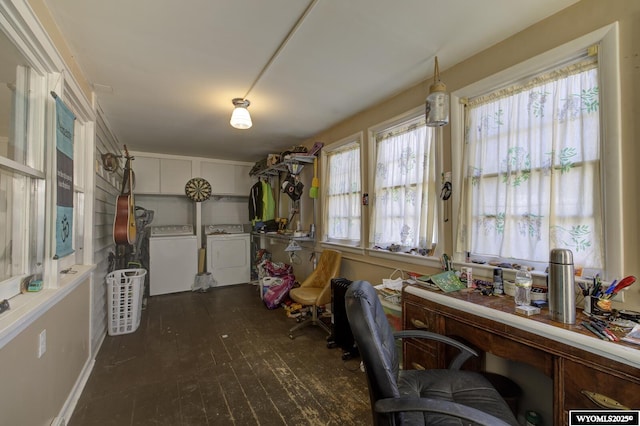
375, 396, 513, 426
393, 330, 477, 370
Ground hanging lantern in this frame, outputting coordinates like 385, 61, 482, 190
425, 56, 449, 127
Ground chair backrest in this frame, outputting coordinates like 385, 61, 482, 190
307, 249, 341, 287
345, 281, 401, 412
298, 249, 341, 306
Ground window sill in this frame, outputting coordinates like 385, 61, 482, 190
320, 241, 366, 256
366, 248, 442, 269
0, 264, 95, 350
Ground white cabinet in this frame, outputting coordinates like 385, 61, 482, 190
234, 164, 252, 195
133, 156, 192, 194
160, 159, 192, 194
200, 162, 252, 196
131, 152, 252, 197
134, 156, 160, 193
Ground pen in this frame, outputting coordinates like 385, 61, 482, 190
592, 274, 602, 297
603, 279, 618, 296
581, 321, 607, 340
590, 321, 615, 342
578, 282, 588, 296
602, 326, 619, 342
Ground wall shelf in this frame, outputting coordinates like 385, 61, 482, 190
250, 155, 315, 177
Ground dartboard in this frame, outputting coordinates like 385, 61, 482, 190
185, 177, 212, 202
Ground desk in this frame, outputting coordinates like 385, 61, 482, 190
402, 284, 640, 426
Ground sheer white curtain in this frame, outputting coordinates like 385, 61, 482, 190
371, 117, 437, 250
457, 58, 604, 270
325, 143, 361, 243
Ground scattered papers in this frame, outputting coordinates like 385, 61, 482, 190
375, 281, 403, 305
381, 277, 403, 291
622, 324, 640, 345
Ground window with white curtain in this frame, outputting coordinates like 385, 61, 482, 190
370, 113, 437, 252
457, 54, 605, 273
323, 137, 361, 246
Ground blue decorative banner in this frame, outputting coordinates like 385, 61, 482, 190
54, 95, 75, 259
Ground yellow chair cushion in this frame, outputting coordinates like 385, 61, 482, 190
289, 287, 322, 305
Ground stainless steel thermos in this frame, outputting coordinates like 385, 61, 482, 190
548, 248, 576, 324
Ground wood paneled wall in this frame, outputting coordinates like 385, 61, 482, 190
90, 107, 121, 355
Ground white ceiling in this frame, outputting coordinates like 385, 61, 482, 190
43, 0, 579, 162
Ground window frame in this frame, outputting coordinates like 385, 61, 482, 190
321, 132, 363, 248
0, 63, 47, 300
450, 23, 622, 279
364, 105, 441, 267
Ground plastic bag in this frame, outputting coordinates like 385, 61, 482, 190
263, 275, 295, 309
192, 272, 216, 292
263, 260, 293, 277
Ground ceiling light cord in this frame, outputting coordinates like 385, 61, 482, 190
242, 0, 319, 100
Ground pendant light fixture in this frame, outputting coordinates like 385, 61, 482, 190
425, 56, 449, 127
230, 98, 252, 129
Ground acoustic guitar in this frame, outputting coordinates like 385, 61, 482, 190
113, 146, 137, 245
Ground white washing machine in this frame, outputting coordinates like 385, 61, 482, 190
149, 225, 198, 296
205, 224, 250, 286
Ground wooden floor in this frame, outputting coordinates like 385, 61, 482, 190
69, 283, 371, 426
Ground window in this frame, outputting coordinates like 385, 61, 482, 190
453, 25, 622, 277
0, 59, 45, 300
323, 137, 361, 246
370, 112, 437, 252
460, 57, 601, 269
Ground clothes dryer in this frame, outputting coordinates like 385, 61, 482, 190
204, 224, 250, 286
149, 225, 197, 295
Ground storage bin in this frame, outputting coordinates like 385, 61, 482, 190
107, 268, 146, 336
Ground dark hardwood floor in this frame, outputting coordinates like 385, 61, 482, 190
69, 283, 371, 425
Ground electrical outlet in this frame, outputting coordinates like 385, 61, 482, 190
38, 329, 46, 358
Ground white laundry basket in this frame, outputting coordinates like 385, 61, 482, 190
107, 268, 146, 336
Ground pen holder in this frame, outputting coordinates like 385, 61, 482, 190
584, 296, 611, 315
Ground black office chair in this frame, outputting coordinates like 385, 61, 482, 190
345, 280, 519, 426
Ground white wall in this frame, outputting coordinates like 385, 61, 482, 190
136, 194, 196, 227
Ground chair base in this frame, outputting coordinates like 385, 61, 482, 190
288, 307, 331, 339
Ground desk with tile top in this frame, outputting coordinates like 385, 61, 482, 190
402, 284, 640, 426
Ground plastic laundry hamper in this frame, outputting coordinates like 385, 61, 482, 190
107, 268, 146, 336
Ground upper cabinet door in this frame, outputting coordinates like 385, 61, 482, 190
233, 164, 252, 195
160, 159, 192, 194
201, 162, 234, 194
133, 157, 192, 194
201, 162, 252, 196
134, 156, 161, 193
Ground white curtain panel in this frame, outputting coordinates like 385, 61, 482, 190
457, 59, 604, 270
326, 144, 361, 242
371, 118, 437, 249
